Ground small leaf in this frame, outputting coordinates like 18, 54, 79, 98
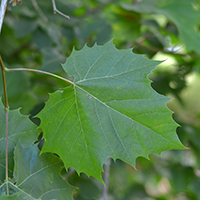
37, 40, 185, 182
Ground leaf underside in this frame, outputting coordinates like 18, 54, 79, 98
37, 40, 185, 182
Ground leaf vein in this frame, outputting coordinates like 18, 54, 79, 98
18, 162, 60, 187
107, 108, 130, 160
83, 46, 108, 80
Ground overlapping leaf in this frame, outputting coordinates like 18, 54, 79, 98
0, 100, 38, 182
0, 192, 24, 200
37, 41, 184, 181
0, 142, 75, 199
15, 142, 75, 199
122, 0, 200, 53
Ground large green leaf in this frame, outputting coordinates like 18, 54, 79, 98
0, 142, 75, 199
0, 100, 38, 182
37, 41, 184, 182
122, 0, 200, 53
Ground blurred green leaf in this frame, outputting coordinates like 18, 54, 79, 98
104, 5, 141, 46
13, 18, 38, 38
122, 0, 200, 53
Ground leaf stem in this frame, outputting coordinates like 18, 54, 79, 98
134, 40, 200, 59
0, 56, 9, 108
6, 68, 74, 85
5, 110, 9, 195
0, 55, 10, 195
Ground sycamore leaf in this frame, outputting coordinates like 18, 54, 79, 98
0, 142, 75, 199
122, 0, 200, 53
0, 100, 38, 182
37, 40, 185, 182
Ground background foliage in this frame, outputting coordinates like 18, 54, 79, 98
0, 0, 200, 199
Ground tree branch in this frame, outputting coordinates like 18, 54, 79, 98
0, 0, 8, 34
52, 0, 70, 19
0, 55, 10, 195
134, 40, 200, 59
31, 0, 48, 23
0, 56, 9, 108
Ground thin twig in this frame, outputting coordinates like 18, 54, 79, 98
134, 41, 200, 59
0, 0, 8, 34
6, 67, 74, 85
31, 0, 48, 23
0, 55, 10, 195
52, 0, 70, 19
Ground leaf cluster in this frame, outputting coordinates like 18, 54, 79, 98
0, 0, 200, 199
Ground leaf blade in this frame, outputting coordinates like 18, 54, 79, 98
38, 41, 185, 181
13, 142, 75, 200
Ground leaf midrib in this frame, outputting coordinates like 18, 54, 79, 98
74, 84, 178, 159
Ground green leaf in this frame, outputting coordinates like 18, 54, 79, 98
13, 18, 38, 38
37, 40, 185, 182
13, 142, 75, 199
0, 100, 38, 182
122, 0, 200, 53
0, 192, 24, 200
104, 5, 141, 43
0, 142, 75, 199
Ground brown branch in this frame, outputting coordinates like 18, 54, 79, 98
0, 56, 9, 108
31, 0, 48, 23
0, 55, 9, 195
134, 41, 200, 59
52, 0, 70, 19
